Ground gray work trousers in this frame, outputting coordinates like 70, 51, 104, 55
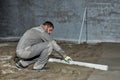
17, 42, 53, 69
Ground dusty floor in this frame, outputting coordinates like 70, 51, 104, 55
0, 41, 103, 80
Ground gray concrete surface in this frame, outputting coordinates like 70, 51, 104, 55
88, 43, 120, 80
86, 0, 120, 43
0, 0, 85, 43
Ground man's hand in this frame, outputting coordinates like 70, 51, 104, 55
64, 56, 72, 63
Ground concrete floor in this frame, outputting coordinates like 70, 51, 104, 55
0, 42, 120, 80
88, 43, 120, 80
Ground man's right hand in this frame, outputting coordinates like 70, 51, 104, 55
64, 56, 72, 63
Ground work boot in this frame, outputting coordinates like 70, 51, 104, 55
33, 63, 49, 71
16, 60, 28, 69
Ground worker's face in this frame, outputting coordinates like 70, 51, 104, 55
45, 25, 53, 35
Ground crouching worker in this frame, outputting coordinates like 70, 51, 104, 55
15, 21, 72, 70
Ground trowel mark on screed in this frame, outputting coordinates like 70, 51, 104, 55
1, 69, 15, 74
0, 55, 21, 71
0, 43, 9, 47
0, 55, 12, 60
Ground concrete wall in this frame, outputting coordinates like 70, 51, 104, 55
0, 0, 120, 43
0, 0, 85, 43
0, 0, 35, 37
86, 0, 120, 43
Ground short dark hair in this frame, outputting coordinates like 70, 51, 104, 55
43, 21, 54, 29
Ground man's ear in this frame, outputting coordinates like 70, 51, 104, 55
44, 25, 48, 30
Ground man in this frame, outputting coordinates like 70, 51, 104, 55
15, 21, 72, 70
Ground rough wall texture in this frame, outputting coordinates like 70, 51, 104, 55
86, 0, 120, 43
0, 0, 120, 43
0, 0, 35, 37
0, 0, 85, 42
